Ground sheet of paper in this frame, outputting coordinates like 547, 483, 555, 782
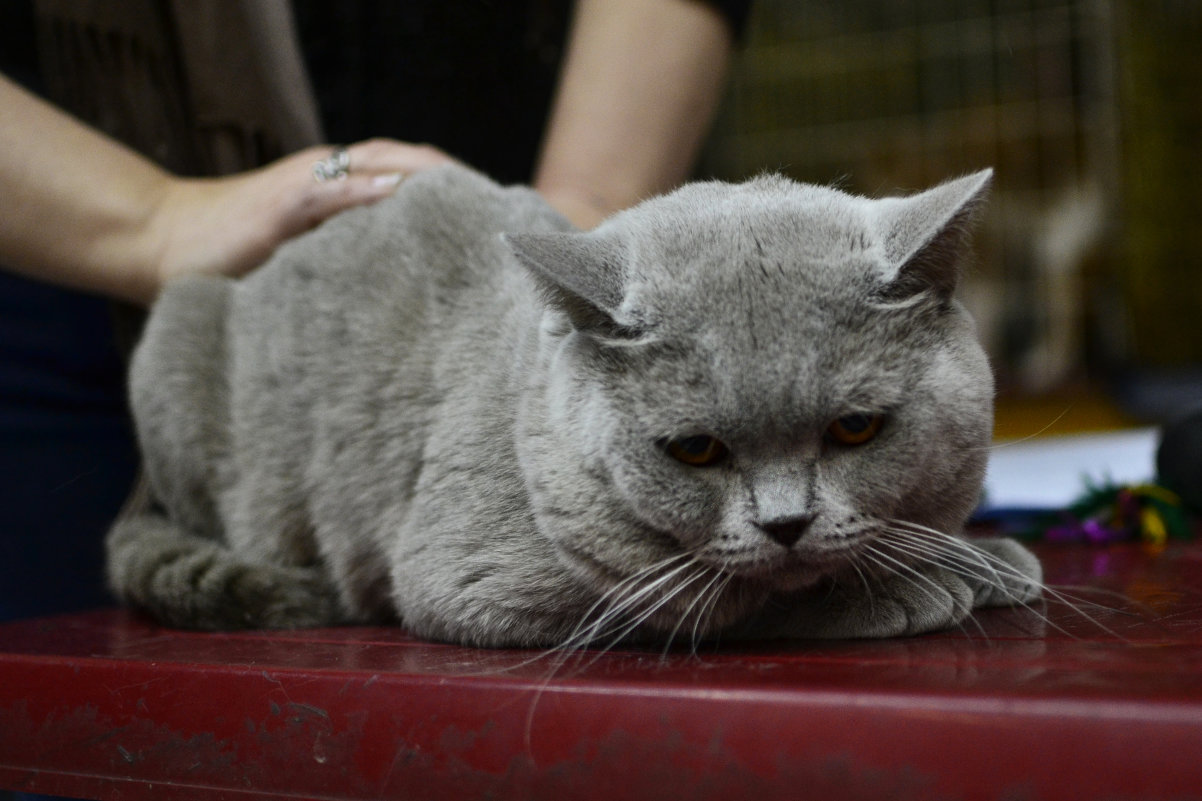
980, 427, 1159, 511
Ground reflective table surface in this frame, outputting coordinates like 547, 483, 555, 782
2, 542, 1201, 800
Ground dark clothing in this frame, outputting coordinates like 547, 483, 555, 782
293, 0, 750, 183
0, 0, 752, 622
294, 0, 573, 184
0, 2, 138, 620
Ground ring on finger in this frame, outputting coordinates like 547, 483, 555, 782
312, 147, 350, 182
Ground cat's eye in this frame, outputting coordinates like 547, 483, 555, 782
663, 435, 729, 467
827, 413, 885, 446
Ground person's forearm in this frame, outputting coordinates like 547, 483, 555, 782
1, 74, 459, 305
534, 0, 733, 228
0, 73, 173, 303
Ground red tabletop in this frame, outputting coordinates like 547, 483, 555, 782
1, 541, 1201, 801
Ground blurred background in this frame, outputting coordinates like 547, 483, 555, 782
701, 0, 1202, 431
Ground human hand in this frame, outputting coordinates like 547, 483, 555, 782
1, 74, 458, 305
147, 139, 455, 303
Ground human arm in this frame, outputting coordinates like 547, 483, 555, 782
533, 0, 736, 229
0, 73, 452, 305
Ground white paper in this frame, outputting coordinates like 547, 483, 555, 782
980, 427, 1159, 511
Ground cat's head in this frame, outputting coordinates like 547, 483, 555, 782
508, 170, 994, 624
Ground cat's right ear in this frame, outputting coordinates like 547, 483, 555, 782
504, 232, 635, 336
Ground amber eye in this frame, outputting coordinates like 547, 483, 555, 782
663, 435, 729, 467
827, 413, 884, 445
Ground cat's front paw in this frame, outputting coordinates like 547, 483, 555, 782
958, 537, 1043, 608
741, 563, 977, 640
852, 563, 976, 637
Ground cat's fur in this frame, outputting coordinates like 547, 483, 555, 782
108, 164, 1041, 648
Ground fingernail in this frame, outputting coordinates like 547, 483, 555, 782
372, 172, 404, 188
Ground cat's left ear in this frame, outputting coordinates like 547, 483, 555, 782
504, 231, 635, 336
874, 169, 992, 300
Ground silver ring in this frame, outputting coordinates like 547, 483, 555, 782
312, 147, 350, 182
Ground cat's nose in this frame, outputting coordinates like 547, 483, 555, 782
755, 514, 814, 548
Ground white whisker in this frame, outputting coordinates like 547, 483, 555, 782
860, 543, 985, 637
594, 562, 713, 655
661, 562, 726, 657
883, 520, 1126, 639
870, 536, 992, 637
560, 553, 694, 651
975, 407, 1073, 453
517, 551, 706, 747
691, 568, 736, 654
845, 554, 876, 613
486, 552, 696, 679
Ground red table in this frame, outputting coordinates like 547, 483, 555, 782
2, 542, 1201, 801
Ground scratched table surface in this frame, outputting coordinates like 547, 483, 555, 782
1, 541, 1201, 801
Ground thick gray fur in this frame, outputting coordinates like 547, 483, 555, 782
108, 164, 1041, 647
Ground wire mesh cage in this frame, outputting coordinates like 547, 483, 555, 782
705, 0, 1131, 391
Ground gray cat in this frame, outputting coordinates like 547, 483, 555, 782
107, 164, 1042, 648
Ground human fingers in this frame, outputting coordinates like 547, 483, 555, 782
284, 141, 459, 233
151, 141, 456, 295
286, 170, 409, 234
301, 140, 457, 188
340, 138, 459, 178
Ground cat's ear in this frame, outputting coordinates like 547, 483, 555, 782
874, 169, 992, 300
504, 231, 635, 336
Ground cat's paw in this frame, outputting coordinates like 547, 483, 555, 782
852, 563, 976, 637
216, 564, 344, 630
743, 563, 978, 640
957, 537, 1043, 608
